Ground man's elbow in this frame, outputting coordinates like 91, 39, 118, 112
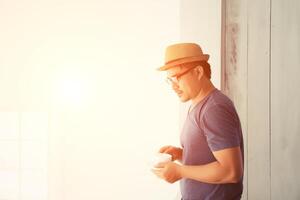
228, 168, 243, 183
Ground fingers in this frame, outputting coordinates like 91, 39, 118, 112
155, 161, 169, 168
159, 145, 172, 153
158, 145, 183, 162
164, 147, 174, 154
161, 146, 178, 159
151, 168, 163, 179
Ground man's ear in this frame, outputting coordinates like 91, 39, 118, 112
196, 65, 204, 80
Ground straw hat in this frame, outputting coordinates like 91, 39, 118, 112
158, 43, 209, 71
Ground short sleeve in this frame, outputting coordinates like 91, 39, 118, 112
201, 104, 241, 152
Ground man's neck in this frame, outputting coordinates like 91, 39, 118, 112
190, 80, 216, 110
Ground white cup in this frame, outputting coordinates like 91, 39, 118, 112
152, 153, 172, 168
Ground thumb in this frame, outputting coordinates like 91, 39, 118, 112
155, 161, 170, 168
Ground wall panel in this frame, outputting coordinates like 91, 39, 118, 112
271, 0, 300, 199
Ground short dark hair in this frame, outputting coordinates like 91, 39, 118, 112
199, 61, 211, 79
181, 61, 211, 79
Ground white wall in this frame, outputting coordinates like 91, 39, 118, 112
0, 0, 182, 199
179, 0, 221, 127
180, 0, 221, 88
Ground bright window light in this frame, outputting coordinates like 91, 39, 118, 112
51, 66, 95, 111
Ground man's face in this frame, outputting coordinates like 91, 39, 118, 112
166, 64, 202, 102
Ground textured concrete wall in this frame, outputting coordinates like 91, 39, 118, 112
271, 0, 300, 199
221, 1, 249, 199
223, 0, 300, 199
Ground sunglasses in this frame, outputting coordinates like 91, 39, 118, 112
165, 65, 199, 85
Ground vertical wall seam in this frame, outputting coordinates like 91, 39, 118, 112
246, 0, 249, 199
220, 0, 226, 91
269, 0, 272, 199
18, 112, 21, 200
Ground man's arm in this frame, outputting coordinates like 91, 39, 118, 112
179, 146, 243, 184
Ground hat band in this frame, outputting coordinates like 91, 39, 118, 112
166, 55, 208, 65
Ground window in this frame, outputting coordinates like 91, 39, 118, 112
0, 112, 48, 199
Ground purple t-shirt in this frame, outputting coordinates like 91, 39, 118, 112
180, 89, 244, 200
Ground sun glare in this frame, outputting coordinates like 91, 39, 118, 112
51, 67, 94, 111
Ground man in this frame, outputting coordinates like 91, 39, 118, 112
152, 43, 244, 200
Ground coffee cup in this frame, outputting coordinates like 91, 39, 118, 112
152, 153, 172, 168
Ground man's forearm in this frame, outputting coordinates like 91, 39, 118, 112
179, 161, 241, 184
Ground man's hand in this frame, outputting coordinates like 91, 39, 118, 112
151, 161, 182, 183
159, 145, 183, 161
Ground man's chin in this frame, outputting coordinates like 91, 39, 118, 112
179, 96, 189, 103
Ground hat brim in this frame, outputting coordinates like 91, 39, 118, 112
157, 55, 209, 71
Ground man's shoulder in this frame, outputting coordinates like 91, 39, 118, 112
189, 89, 236, 122
204, 89, 234, 108
201, 89, 237, 119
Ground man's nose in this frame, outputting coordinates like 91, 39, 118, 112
172, 82, 179, 91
